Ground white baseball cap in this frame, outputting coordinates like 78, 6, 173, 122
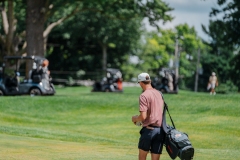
137, 73, 151, 83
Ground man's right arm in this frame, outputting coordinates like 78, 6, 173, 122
132, 111, 147, 123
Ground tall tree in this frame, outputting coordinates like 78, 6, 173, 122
135, 24, 208, 90
209, 0, 240, 47
202, 0, 240, 91
26, 0, 45, 56
26, 0, 81, 57
25, 0, 85, 77
202, 20, 233, 82
0, 0, 81, 59
174, 24, 208, 91
74, 0, 173, 71
25, 0, 173, 75
0, 0, 26, 60
46, 0, 173, 76
74, 8, 142, 72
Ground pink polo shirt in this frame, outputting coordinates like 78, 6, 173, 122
139, 88, 164, 127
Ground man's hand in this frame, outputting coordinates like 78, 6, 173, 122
132, 115, 138, 124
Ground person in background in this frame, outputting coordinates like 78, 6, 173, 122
132, 72, 165, 160
208, 72, 218, 95
29, 62, 37, 80
39, 59, 51, 90
166, 72, 173, 91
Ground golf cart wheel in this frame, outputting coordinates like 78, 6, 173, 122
29, 88, 41, 96
0, 89, 4, 96
49, 86, 55, 95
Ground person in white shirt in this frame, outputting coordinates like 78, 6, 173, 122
208, 72, 218, 95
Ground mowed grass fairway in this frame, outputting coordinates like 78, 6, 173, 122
0, 86, 240, 160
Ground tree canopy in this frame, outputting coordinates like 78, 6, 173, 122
202, 0, 240, 91
46, 0, 174, 72
209, 0, 240, 47
0, 0, 239, 92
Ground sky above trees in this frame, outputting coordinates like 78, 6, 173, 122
145, 0, 222, 41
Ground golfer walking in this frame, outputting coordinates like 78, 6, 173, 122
208, 72, 218, 95
132, 73, 164, 160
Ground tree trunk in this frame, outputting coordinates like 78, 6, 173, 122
26, 0, 46, 78
6, 0, 14, 55
26, 0, 45, 57
102, 44, 107, 71
194, 48, 200, 92
0, 0, 17, 58
174, 38, 179, 84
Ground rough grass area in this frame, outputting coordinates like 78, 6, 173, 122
0, 86, 239, 160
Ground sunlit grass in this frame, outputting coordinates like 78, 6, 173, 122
0, 86, 239, 159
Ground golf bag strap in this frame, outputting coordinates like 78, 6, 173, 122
160, 93, 176, 133
164, 102, 175, 129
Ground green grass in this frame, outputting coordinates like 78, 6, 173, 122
0, 86, 240, 160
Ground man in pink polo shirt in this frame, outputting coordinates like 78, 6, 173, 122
132, 72, 165, 160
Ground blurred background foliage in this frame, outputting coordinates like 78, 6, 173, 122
0, 0, 239, 92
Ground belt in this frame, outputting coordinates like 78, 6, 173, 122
145, 125, 161, 130
149, 125, 161, 128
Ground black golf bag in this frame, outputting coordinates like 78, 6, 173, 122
162, 102, 194, 160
